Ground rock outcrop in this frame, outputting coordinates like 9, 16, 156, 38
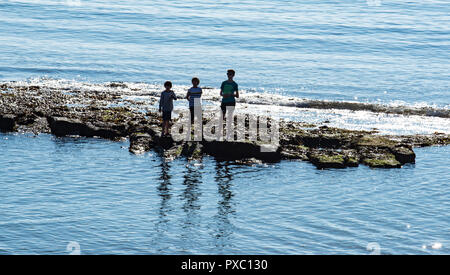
1, 82, 449, 169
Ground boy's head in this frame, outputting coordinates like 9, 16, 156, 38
227, 69, 235, 80
164, 81, 172, 90
192, 77, 200, 87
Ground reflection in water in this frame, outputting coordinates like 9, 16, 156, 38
157, 158, 172, 219
214, 161, 236, 251
179, 163, 203, 251
154, 157, 173, 252
153, 158, 238, 253
181, 163, 202, 215
51, 136, 92, 152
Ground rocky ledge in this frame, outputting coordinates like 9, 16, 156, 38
1, 82, 449, 169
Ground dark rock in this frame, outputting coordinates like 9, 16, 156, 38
0, 114, 16, 132
48, 117, 124, 139
16, 113, 37, 125
202, 140, 281, 162
129, 132, 153, 154
181, 142, 203, 160
298, 133, 345, 148
48, 116, 94, 137
155, 135, 175, 150
17, 117, 51, 134
300, 134, 321, 148
108, 82, 127, 88
161, 144, 183, 159
391, 146, 415, 164
92, 121, 126, 139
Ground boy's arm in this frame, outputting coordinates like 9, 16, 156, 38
220, 82, 223, 97
235, 83, 239, 98
172, 91, 177, 100
159, 94, 162, 112
186, 91, 190, 101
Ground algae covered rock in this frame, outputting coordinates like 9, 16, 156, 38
342, 149, 360, 167
308, 149, 361, 169
308, 150, 346, 169
280, 145, 309, 160
362, 153, 401, 168
354, 135, 397, 149
2, 82, 450, 169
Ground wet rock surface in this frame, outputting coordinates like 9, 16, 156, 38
129, 132, 153, 154
1, 82, 449, 169
0, 114, 16, 132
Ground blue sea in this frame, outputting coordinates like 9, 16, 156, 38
0, 0, 449, 254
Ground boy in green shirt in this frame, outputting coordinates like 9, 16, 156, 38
220, 69, 239, 117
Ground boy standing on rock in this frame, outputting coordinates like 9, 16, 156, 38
159, 81, 177, 136
186, 77, 202, 124
220, 69, 239, 118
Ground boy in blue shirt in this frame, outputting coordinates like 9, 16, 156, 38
186, 77, 202, 124
159, 81, 177, 136
220, 69, 239, 117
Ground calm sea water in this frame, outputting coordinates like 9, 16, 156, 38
1, 0, 449, 254
0, 0, 449, 105
0, 133, 449, 255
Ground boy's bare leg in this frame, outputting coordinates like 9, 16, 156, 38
226, 106, 235, 141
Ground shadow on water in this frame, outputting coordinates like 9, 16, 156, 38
213, 160, 236, 252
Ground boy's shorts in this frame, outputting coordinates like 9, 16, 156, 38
221, 102, 236, 115
162, 111, 172, 121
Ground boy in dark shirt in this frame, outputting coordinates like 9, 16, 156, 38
186, 77, 202, 124
159, 81, 177, 136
